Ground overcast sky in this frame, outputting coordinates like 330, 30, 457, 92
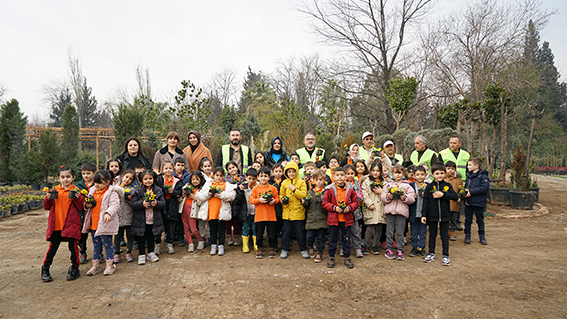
1, 0, 565, 120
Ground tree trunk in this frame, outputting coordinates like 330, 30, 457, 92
523, 104, 538, 192
497, 94, 509, 187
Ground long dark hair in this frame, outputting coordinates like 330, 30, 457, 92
94, 170, 115, 184
369, 161, 384, 182
188, 170, 206, 189
121, 137, 144, 156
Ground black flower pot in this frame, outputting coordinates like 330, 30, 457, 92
510, 190, 536, 210
49, 191, 58, 200
281, 198, 290, 205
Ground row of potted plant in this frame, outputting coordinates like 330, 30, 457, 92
0, 193, 45, 217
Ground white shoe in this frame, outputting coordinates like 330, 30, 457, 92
210, 244, 217, 255
188, 243, 195, 252
147, 252, 159, 262
218, 245, 225, 256
154, 243, 161, 255
138, 255, 146, 265
197, 241, 205, 250
166, 243, 175, 254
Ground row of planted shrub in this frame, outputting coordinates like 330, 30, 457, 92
533, 167, 567, 175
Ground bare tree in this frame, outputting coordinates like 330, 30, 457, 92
136, 65, 152, 100
208, 68, 240, 107
68, 50, 84, 128
300, 0, 435, 134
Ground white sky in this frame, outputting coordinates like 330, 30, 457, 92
1, 0, 565, 119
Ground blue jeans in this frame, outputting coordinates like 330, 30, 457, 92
91, 230, 114, 261
241, 215, 256, 237
281, 220, 307, 252
306, 228, 327, 252
328, 223, 351, 258
465, 205, 485, 235
410, 220, 427, 249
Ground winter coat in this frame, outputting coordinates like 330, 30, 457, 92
445, 174, 463, 212
279, 161, 307, 221
156, 175, 183, 221
82, 185, 121, 236
195, 180, 237, 221
44, 185, 84, 241
361, 178, 386, 225
268, 177, 284, 218
422, 180, 459, 222
174, 170, 190, 186
129, 185, 166, 237
302, 188, 329, 230
113, 185, 134, 227
75, 179, 93, 219
152, 146, 190, 173
185, 188, 206, 219
265, 149, 290, 168
225, 175, 245, 219
116, 152, 151, 170
322, 183, 359, 227
380, 180, 416, 218
464, 169, 490, 208
408, 182, 427, 223
348, 179, 364, 220
183, 131, 214, 172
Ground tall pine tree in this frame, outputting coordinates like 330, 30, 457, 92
61, 104, 80, 166
81, 77, 99, 127
49, 88, 72, 127
0, 99, 28, 182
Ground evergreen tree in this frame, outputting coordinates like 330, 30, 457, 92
112, 99, 146, 155
219, 105, 238, 134
37, 130, 59, 183
238, 67, 263, 113
49, 88, 72, 127
0, 99, 27, 182
80, 77, 99, 127
61, 104, 80, 166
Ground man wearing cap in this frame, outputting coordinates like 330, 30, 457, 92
359, 132, 375, 161
383, 140, 404, 166
296, 132, 328, 164
438, 136, 470, 180
410, 135, 439, 167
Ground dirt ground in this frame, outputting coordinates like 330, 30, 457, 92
1, 175, 566, 319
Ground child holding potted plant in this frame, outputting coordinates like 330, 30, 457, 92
75, 162, 97, 264
249, 167, 280, 259
302, 169, 328, 262
156, 161, 183, 255
41, 166, 85, 282
463, 157, 490, 245
278, 161, 308, 259
180, 171, 206, 252
112, 169, 136, 263
444, 161, 463, 241
361, 161, 387, 256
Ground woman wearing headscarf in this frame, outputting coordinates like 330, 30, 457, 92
264, 137, 289, 168
340, 143, 363, 167
182, 130, 213, 172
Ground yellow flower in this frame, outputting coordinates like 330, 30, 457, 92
378, 148, 382, 151
390, 188, 395, 193
443, 186, 449, 192
80, 189, 89, 195
43, 187, 49, 192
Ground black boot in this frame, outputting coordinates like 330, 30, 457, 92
41, 265, 52, 282
67, 264, 80, 281
479, 234, 487, 245
464, 234, 471, 244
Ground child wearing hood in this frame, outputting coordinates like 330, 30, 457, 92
380, 165, 415, 261
278, 161, 308, 259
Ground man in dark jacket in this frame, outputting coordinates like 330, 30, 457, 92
464, 157, 490, 245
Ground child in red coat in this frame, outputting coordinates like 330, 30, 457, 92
42, 166, 85, 282
322, 167, 359, 269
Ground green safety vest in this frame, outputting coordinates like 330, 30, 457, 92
296, 147, 325, 164
360, 147, 372, 161
439, 148, 470, 180
410, 148, 437, 167
388, 154, 404, 166
222, 144, 249, 173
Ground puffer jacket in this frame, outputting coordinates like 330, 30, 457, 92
302, 188, 328, 230
361, 178, 386, 225
156, 175, 183, 221
44, 185, 84, 241
82, 185, 121, 236
322, 183, 359, 227
195, 180, 237, 221
129, 185, 166, 237
113, 185, 134, 227
464, 169, 490, 208
380, 180, 416, 218
280, 161, 307, 221
422, 180, 459, 222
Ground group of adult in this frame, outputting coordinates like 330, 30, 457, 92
115, 129, 470, 180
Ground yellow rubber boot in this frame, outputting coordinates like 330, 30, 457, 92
252, 236, 258, 251
242, 236, 250, 253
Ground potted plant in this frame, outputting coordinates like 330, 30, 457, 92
281, 195, 290, 205
389, 185, 405, 200
43, 187, 58, 200
209, 186, 222, 196
143, 190, 156, 203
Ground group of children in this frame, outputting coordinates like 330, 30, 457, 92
40, 150, 489, 282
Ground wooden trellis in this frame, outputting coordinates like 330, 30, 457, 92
25, 127, 114, 168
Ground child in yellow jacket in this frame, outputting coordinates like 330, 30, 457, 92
279, 161, 308, 259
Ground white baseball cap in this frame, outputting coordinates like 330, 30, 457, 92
362, 131, 373, 139
383, 140, 394, 148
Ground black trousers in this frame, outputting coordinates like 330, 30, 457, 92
255, 221, 277, 249
427, 221, 450, 256
135, 224, 155, 256
43, 230, 79, 267
209, 220, 226, 245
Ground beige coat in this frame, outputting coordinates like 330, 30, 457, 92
361, 178, 386, 225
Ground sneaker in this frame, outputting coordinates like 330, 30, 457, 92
385, 250, 395, 260
301, 250, 310, 259
456, 224, 464, 231
397, 251, 405, 261
113, 254, 121, 264
147, 252, 159, 262
154, 243, 161, 255
464, 235, 471, 244
418, 248, 427, 257
166, 243, 175, 254
442, 255, 451, 266
424, 253, 435, 263
380, 241, 387, 250
314, 252, 322, 263
308, 247, 315, 258
125, 253, 133, 263
449, 231, 457, 241
371, 245, 380, 255
344, 257, 354, 268
280, 250, 288, 259
268, 249, 276, 259
218, 245, 225, 256
362, 246, 369, 255
409, 247, 418, 257
339, 248, 344, 257
178, 238, 185, 246
196, 241, 205, 250
210, 244, 218, 255
327, 257, 335, 268
138, 255, 146, 265
256, 249, 264, 259
41, 266, 52, 282
79, 254, 87, 264
227, 234, 234, 246
355, 249, 363, 258
188, 243, 195, 252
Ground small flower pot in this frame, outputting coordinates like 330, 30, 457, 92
10, 205, 17, 215
68, 190, 78, 199
49, 191, 58, 200
281, 198, 290, 205
124, 192, 131, 200
18, 204, 25, 213
392, 193, 402, 200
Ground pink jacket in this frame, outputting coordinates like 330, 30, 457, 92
380, 180, 415, 218
82, 185, 120, 236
